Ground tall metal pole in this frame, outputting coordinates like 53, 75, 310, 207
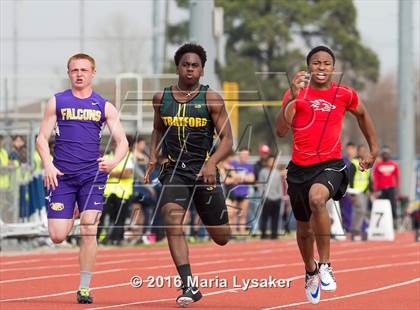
398, 0, 415, 199
163, 0, 169, 69
152, 1, 162, 74
189, 0, 219, 89
80, 0, 85, 52
12, 1, 18, 111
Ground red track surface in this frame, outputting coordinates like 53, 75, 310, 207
1, 232, 419, 309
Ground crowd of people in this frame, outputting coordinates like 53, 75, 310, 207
341, 142, 402, 239
0, 132, 295, 244
0, 134, 415, 244
98, 139, 292, 245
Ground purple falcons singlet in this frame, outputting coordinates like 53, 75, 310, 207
47, 89, 108, 219
53, 89, 106, 175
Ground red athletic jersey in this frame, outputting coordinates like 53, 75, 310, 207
373, 160, 400, 191
282, 82, 359, 166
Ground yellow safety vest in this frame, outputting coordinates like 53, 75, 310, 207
0, 148, 10, 189
351, 158, 370, 192
33, 152, 43, 174
104, 152, 134, 200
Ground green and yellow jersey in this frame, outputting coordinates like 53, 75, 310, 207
160, 85, 214, 177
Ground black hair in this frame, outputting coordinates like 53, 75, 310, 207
174, 43, 207, 68
126, 134, 135, 148
135, 136, 145, 143
346, 142, 355, 147
381, 146, 391, 154
306, 46, 336, 66
239, 146, 250, 152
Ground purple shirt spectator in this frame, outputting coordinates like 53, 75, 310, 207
231, 160, 254, 198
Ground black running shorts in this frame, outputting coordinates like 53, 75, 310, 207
286, 159, 349, 222
158, 172, 229, 226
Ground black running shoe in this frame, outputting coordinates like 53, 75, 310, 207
77, 288, 93, 304
176, 286, 202, 307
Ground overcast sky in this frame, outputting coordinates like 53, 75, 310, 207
0, 0, 418, 86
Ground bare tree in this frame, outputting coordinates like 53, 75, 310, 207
100, 14, 148, 74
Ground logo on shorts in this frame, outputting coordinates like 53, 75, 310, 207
50, 202, 64, 211
206, 186, 215, 191
194, 104, 201, 109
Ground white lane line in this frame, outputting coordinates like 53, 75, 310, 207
0, 282, 129, 302
2, 238, 415, 265
2, 241, 415, 272
0, 269, 124, 284
283, 260, 419, 282
261, 277, 420, 309
0, 240, 296, 260
0, 244, 298, 272
0, 259, 44, 266
86, 288, 242, 310
85, 264, 420, 310
1, 249, 418, 285
1, 259, 418, 304
0, 257, 168, 272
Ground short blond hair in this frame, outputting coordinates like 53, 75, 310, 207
67, 53, 96, 70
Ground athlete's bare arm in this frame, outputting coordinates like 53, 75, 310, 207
36, 96, 63, 190
108, 160, 133, 179
144, 91, 164, 184
276, 71, 309, 137
98, 102, 129, 173
350, 101, 379, 171
201, 89, 233, 185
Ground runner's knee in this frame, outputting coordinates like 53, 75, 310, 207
309, 193, 326, 213
213, 235, 229, 246
80, 224, 98, 236
49, 231, 68, 244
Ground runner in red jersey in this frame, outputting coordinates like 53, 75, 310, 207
373, 147, 400, 227
276, 46, 378, 304
281, 82, 359, 166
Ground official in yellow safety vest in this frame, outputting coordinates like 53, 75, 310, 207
0, 135, 10, 189
349, 145, 372, 238
98, 140, 134, 245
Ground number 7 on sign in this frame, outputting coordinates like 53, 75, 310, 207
375, 212, 384, 228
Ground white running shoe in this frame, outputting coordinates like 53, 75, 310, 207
319, 263, 337, 291
305, 271, 321, 304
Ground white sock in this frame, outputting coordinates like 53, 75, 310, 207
79, 271, 92, 289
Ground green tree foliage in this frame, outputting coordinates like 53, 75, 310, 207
168, 0, 380, 152
169, 0, 379, 97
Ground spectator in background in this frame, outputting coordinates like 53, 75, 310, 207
349, 145, 371, 239
0, 135, 11, 190
373, 146, 400, 229
9, 135, 27, 165
133, 136, 149, 172
229, 147, 255, 236
258, 154, 283, 239
98, 136, 134, 245
279, 163, 292, 234
340, 142, 357, 232
128, 136, 153, 244
219, 151, 236, 203
254, 144, 271, 180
